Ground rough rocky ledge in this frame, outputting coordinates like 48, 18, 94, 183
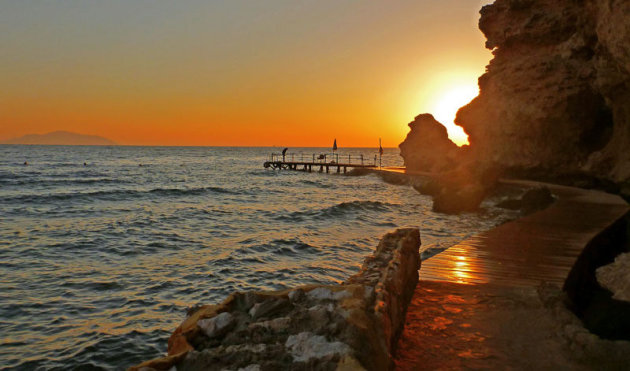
130, 228, 421, 371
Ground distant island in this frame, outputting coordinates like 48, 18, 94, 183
2, 131, 117, 145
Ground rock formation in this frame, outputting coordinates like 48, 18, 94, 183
455, 0, 630, 192
430, 165, 501, 214
130, 228, 421, 371
597, 252, 630, 303
496, 186, 556, 215
400, 0, 630, 208
399, 114, 463, 173
563, 214, 630, 340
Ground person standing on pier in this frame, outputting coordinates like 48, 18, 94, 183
282, 148, 288, 162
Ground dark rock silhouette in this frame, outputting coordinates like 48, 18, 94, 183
3, 131, 116, 145
398, 114, 502, 214
431, 164, 501, 214
564, 216, 630, 340
399, 114, 463, 173
496, 186, 556, 215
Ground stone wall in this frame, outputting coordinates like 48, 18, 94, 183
130, 228, 421, 371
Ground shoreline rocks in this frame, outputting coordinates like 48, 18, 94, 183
130, 228, 421, 371
563, 214, 630, 340
597, 252, 630, 303
495, 186, 556, 215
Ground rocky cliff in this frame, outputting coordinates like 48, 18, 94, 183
130, 228, 421, 371
457, 0, 630, 191
400, 0, 630, 195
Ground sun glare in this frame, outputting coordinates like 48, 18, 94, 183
431, 85, 478, 146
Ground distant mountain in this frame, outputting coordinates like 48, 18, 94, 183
3, 131, 117, 145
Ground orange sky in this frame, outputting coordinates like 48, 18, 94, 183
0, 1, 493, 147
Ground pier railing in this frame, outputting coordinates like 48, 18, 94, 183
268, 152, 377, 166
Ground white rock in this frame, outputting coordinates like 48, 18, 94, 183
248, 303, 261, 318
307, 287, 352, 301
267, 316, 291, 331
333, 290, 352, 301
198, 312, 234, 338
249, 316, 291, 332
237, 365, 261, 371
285, 332, 351, 362
596, 252, 630, 302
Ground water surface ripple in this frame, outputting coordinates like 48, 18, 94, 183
0, 145, 511, 370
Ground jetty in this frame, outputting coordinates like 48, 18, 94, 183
263, 152, 378, 173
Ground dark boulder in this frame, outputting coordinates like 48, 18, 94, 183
399, 114, 463, 173
496, 186, 555, 214
431, 164, 502, 214
521, 187, 555, 214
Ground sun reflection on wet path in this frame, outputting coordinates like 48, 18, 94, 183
396, 181, 630, 369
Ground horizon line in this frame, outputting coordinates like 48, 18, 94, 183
0, 143, 400, 149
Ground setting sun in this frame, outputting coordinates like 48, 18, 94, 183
431, 85, 478, 146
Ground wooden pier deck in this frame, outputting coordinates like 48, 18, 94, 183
418, 180, 628, 287
263, 152, 378, 173
395, 179, 630, 369
263, 160, 376, 173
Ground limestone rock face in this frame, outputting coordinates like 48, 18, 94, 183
399, 114, 462, 173
596, 252, 630, 303
130, 228, 421, 371
456, 0, 630, 186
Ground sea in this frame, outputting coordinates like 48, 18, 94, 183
0, 145, 514, 370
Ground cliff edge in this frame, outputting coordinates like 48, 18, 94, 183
457, 0, 630, 191
400, 0, 630, 196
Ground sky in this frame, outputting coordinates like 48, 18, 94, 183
0, 1, 494, 147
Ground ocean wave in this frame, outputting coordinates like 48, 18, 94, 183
0, 177, 125, 186
316, 200, 398, 216
6, 329, 170, 371
1, 186, 239, 203
274, 200, 399, 221
232, 238, 321, 259
297, 179, 334, 188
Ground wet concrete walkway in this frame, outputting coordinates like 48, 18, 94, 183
395, 180, 629, 370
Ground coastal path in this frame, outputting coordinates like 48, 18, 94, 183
394, 178, 630, 369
